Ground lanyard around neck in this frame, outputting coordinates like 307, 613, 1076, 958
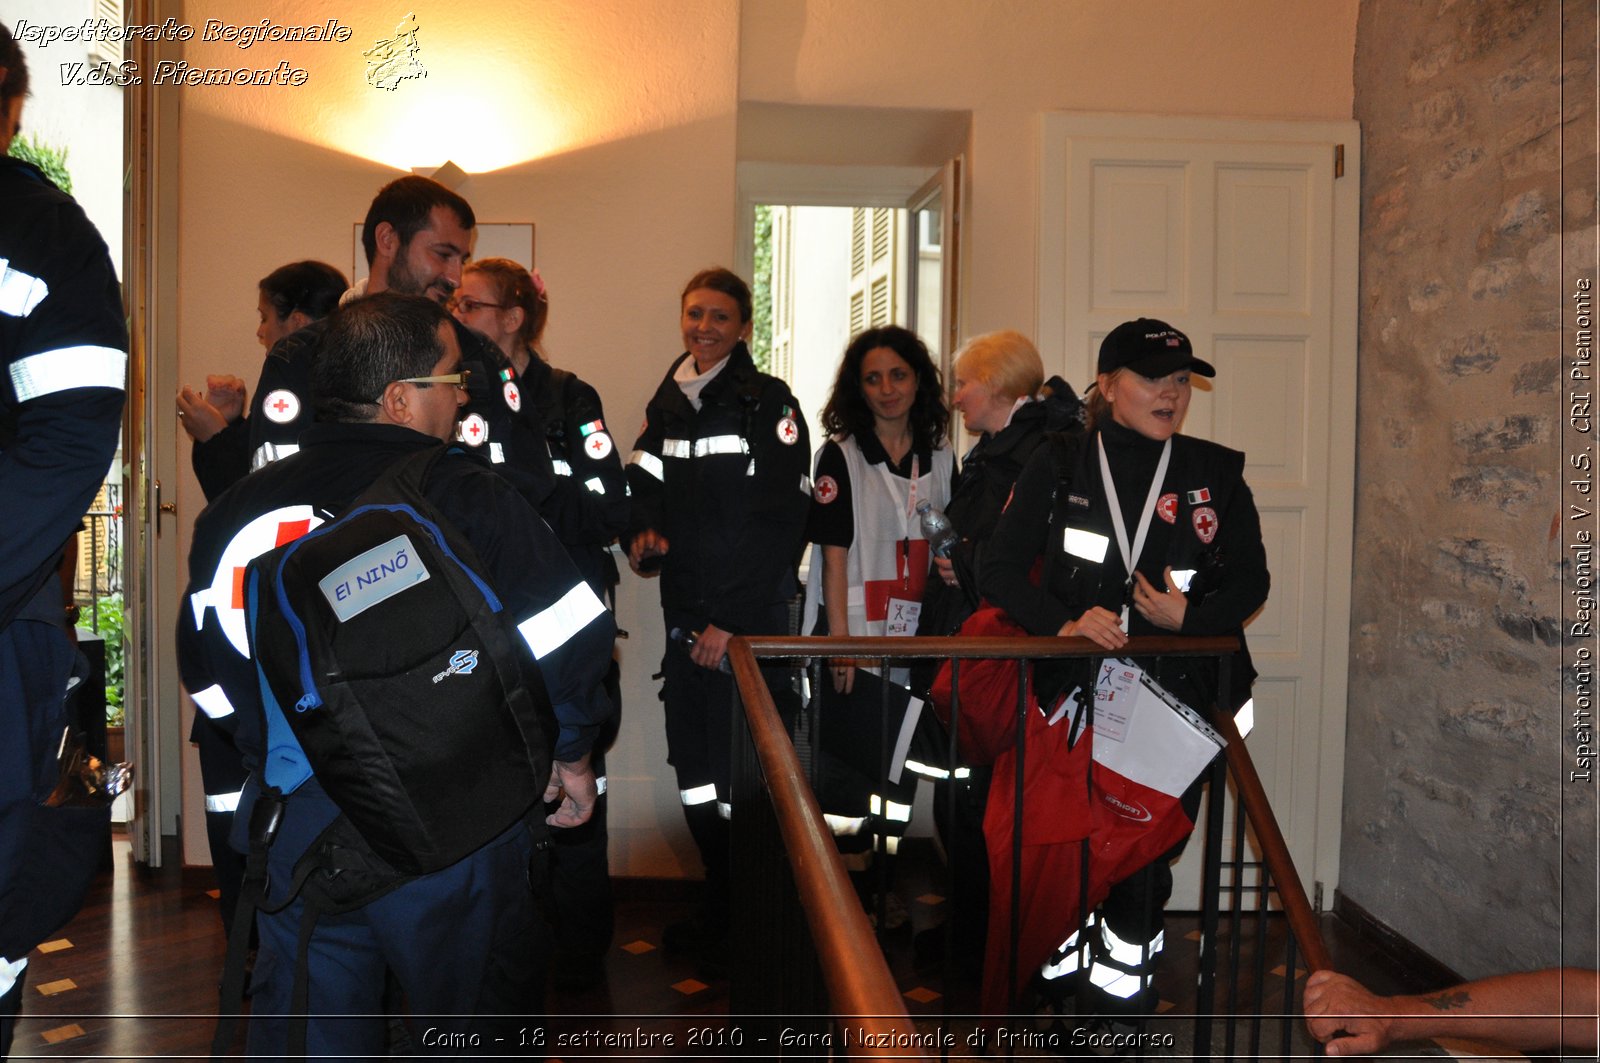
1097, 433, 1172, 628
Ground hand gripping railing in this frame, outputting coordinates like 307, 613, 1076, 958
725, 633, 1332, 1061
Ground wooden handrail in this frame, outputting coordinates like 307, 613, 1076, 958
727, 640, 931, 1060
1210, 706, 1333, 973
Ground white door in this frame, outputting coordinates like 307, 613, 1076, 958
1036, 114, 1360, 907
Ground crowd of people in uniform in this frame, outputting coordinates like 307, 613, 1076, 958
153, 152, 1275, 1049
27, 19, 1588, 1060
6, 16, 1468, 1057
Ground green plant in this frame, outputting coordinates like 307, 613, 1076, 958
8, 134, 72, 194
751, 203, 773, 374
93, 593, 126, 726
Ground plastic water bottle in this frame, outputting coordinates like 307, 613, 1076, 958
916, 500, 959, 559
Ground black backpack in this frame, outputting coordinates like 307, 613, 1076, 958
246, 445, 555, 874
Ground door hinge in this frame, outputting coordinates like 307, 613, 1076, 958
1334, 145, 1345, 179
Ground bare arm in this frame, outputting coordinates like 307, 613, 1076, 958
1304, 968, 1599, 1056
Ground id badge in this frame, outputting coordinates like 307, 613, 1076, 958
884, 597, 922, 637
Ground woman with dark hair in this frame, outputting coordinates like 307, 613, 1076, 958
624, 267, 812, 975
802, 324, 952, 924
178, 260, 347, 501
981, 317, 1268, 1016
453, 257, 627, 991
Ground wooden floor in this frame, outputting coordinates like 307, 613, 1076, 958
9, 836, 1437, 1061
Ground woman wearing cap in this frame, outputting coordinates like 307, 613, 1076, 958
981, 317, 1269, 1014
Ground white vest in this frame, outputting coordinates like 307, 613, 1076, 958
804, 435, 953, 658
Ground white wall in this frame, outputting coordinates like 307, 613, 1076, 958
165, 0, 1357, 876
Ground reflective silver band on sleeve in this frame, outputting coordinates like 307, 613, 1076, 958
694, 435, 748, 458
660, 439, 691, 459
10, 345, 127, 401
551, 459, 573, 477
204, 789, 243, 813
489, 442, 505, 464
716, 800, 732, 820
190, 590, 209, 630
583, 477, 605, 495
190, 683, 236, 720
629, 450, 665, 482
515, 581, 607, 658
799, 475, 812, 497
0, 259, 47, 317
680, 783, 717, 807
251, 441, 299, 471
595, 775, 608, 796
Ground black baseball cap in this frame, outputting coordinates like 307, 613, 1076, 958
1098, 318, 1215, 378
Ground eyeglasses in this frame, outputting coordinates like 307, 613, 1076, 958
396, 369, 472, 389
451, 297, 506, 314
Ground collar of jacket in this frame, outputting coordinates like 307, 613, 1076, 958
299, 421, 444, 451
657, 341, 761, 415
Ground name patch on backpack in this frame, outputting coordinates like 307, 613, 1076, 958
318, 534, 431, 622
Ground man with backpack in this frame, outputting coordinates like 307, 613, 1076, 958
178, 293, 614, 1056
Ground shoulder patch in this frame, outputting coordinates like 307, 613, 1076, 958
262, 389, 301, 425
502, 380, 521, 412
776, 416, 799, 446
1156, 492, 1178, 524
584, 432, 614, 460
457, 412, 489, 447
814, 475, 838, 504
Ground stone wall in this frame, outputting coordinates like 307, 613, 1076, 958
1346, 0, 1596, 977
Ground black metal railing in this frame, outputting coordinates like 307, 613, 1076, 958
726, 633, 1329, 1061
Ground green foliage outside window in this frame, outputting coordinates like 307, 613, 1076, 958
8, 134, 73, 194
751, 204, 773, 374
93, 593, 127, 726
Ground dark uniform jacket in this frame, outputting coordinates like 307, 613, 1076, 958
0, 157, 127, 626
178, 423, 615, 862
983, 419, 1268, 714
520, 356, 628, 596
625, 343, 811, 634
921, 376, 1084, 637
0, 154, 127, 963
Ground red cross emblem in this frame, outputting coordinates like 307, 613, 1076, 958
1192, 506, 1218, 544
814, 475, 838, 504
502, 381, 521, 412
262, 389, 300, 424
584, 432, 613, 460
776, 416, 798, 445
459, 413, 488, 446
1156, 492, 1178, 524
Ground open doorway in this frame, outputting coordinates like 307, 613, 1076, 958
742, 157, 961, 440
